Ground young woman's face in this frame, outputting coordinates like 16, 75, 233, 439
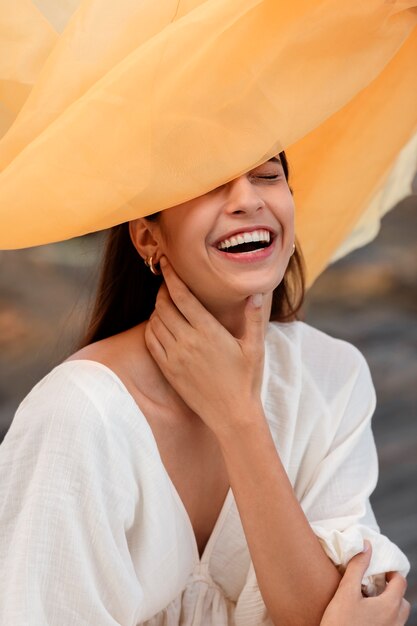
152, 155, 295, 309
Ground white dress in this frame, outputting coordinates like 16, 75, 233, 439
0, 321, 409, 626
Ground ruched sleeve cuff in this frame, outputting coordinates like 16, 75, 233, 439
311, 522, 410, 596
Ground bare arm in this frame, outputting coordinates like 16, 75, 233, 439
217, 407, 341, 626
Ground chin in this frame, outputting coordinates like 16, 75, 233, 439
232, 275, 283, 298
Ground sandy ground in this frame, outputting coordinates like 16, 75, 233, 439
1, 197, 416, 622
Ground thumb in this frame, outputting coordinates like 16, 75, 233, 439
339, 541, 372, 594
242, 293, 265, 353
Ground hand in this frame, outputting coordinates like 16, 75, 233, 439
144, 256, 266, 435
320, 542, 410, 626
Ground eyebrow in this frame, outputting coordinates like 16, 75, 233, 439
268, 156, 281, 164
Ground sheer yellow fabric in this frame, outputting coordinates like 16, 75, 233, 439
0, 0, 416, 285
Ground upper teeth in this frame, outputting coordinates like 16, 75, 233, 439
217, 229, 271, 250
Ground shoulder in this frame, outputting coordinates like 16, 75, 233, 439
15, 359, 132, 427
265, 320, 374, 406
1, 361, 144, 492
263, 322, 377, 464
267, 319, 370, 374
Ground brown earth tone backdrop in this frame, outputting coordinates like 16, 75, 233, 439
1, 195, 416, 623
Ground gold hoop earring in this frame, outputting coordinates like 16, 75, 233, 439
147, 255, 162, 275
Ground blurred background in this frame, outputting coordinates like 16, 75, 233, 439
0, 192, 416, 622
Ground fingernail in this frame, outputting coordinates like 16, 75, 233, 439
252, 293, 263, 308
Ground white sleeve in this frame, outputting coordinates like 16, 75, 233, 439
0, 371, 144, 625
301, 346, 410, 596
234, 343, 410, 626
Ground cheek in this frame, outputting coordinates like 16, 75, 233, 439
162, 224, 205, 275
281, 187, 295, 214
158, 214, 187, 258
280, 194, 295, 228
270, 196, 294, 236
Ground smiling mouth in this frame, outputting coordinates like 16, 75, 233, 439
215, 229, 276, 253
224, 239, 272, 254
212, 234, 278, 264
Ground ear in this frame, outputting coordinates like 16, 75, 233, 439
129, 218, 162, 263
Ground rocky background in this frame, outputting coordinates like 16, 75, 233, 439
1, 195, 416, 622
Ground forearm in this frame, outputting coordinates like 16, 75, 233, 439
216, 406, 341, 626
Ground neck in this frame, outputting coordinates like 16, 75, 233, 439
203, 292, 272, 338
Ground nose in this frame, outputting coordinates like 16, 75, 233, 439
223, 175, 266, 216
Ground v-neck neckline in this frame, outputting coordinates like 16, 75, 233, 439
169, 479, 234, 566
60, 328, 270, 568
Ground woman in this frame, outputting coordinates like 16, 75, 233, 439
0, 151, 410, 625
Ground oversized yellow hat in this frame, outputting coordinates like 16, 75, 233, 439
1, 0, 416, 286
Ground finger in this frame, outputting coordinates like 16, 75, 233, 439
384, 572, 407, 600
149, 311, 177, 351
159, 256, 217, 330
338, 541, 372, 595
241, 293, 265, 355
385, 570, 407, 585
399, 598, 411, 624
154, 283, 191, 339
145, 318, 168, 363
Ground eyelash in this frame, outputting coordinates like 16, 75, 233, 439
211, 174, 281, 192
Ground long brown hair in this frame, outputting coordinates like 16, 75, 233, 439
76, 151, 306, 349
